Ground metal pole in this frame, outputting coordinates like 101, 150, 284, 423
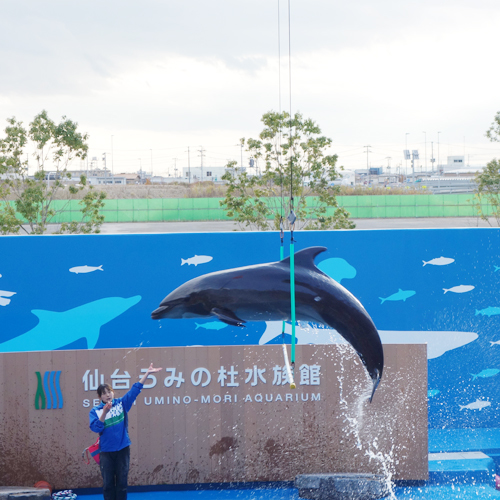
111, 135, 114, 179
405, 133, 409, 176
423, 132, 427, 172
437, 132, 441, 175
364, 145, 371, 185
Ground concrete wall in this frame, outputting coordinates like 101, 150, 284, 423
0, 345, 427, 488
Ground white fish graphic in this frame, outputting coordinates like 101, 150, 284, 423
69, 265, 103, 274
181, 255, 213, 266
0, 290, 16, 307
443, 285, 475, 294
490, 340, 500, 346
423, 257, 455, 267
459, 399, 491, 411
259, 322, 477, 359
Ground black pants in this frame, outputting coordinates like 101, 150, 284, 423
99, 446, 130, 500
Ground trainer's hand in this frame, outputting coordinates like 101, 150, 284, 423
139, 363, 162, 384
102, 401, 112, 415
146, 363, 162, 374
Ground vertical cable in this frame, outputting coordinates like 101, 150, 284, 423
287, 0, 296, 369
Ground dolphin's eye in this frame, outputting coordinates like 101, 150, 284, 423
314, 296, 322, 302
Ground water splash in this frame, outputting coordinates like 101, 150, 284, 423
333, 337, 398, 499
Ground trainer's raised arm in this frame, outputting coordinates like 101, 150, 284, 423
139, 363, 162, 384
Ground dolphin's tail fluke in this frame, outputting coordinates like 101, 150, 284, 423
181, 259, 186, 266
98, 265, 104, 271
379, 297, 386, 304
369, 370, 382, 403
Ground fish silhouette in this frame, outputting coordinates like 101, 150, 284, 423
379, 289, 416, 304
471, 369, 500, 380
181, 255, 213, 266
475, 307, 500, 317
69, 265, 103, 274
0, 290, 16, 307
195, 321, 228, 331
423, 257, 455, 267
0, 296, 141, 352
443, 285, 474, 294
459, 399, 491, 411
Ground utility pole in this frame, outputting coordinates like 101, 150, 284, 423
102, 152, 107, 178
111, 135, 114, 178
198, 146, 205, 182
172, 158, 179, 178
437, 132, 441, 175
405, 133, 409, 176
364, 145, 371, 185
423, 132, 427, 172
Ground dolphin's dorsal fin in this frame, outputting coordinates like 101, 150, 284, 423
280, 246, 327, 268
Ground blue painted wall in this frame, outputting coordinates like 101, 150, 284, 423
1, 229, 499, 430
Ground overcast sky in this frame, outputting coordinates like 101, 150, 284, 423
1, 0, 500, 177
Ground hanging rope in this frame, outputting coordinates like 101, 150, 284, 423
276, 0, 296, 390
287, 0, 297, 378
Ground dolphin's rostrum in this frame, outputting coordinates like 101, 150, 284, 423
152, 246, 384, 400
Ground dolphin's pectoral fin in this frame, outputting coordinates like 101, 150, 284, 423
211, 307, 246, 327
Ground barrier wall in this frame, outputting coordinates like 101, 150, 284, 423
0, 194, 490, 223
0, 344, 428, 488
0, 228, 498, 433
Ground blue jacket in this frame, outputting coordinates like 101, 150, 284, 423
89, 382, 143, 452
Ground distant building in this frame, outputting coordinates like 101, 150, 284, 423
182, 166, 227, 182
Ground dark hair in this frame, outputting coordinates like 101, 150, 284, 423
97, 383, 113, 397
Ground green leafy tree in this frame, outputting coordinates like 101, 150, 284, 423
471, 112, 500, 225
220, 111, 355, 230
0, 111, 106, 234
472, 158, 500, 226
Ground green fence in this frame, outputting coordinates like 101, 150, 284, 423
1, 194, 492, 224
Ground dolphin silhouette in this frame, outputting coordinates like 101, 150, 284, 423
0, 296, 142, 352
152, 246, 383, 400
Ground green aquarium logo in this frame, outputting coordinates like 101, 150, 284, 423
35, 371, 64, 409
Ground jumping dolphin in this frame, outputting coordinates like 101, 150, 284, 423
151, 246, 384, 400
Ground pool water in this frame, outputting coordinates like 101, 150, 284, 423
78, 483, 500, 500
